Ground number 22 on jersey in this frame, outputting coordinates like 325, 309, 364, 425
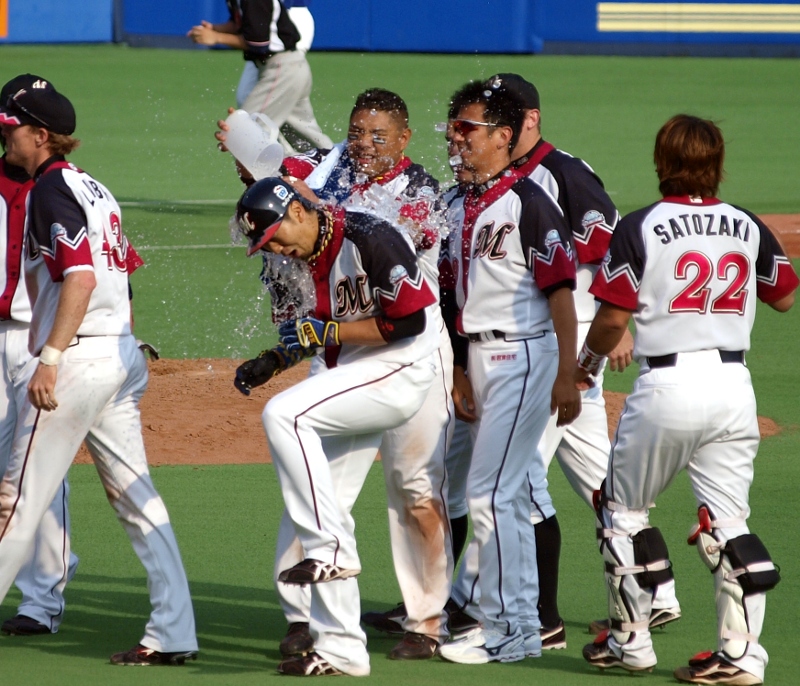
670, 251, 749, 315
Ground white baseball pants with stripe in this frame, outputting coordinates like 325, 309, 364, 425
0, 335, 197, 653
265, 353, 436, 675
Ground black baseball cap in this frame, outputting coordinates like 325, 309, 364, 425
485, 73, 540, 111
0, 75, 76, 135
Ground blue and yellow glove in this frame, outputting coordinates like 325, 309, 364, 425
279, 317, 340, 353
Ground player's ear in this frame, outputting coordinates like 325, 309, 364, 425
399, 127, 412, 149
494, 125, 514, 150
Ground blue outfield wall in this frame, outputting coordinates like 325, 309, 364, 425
2, 0, 800, 55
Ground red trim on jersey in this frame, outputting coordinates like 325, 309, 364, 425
282, 156, 316, 180
0, 161, 33, 319
126, 243, 145, 274
661, 196, 722, 206
43, 229, 94, 282
350, 156, 413, 196
589, 271, 638, 311
513, 140, 556, 179
757, 260, 800, 303
377, 274, 435, 319
534, 242, 578, 294
457, 169, 523, 334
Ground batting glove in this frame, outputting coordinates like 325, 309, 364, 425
279, 317, 340, 353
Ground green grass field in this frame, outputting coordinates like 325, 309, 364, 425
0, 47, 798, 683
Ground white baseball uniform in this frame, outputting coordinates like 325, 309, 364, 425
442, 170, 576, 640
588, 195, 799, 678
0, 156, 78, 631
265, 206, 439, 674
0, 157, 197, 654
273, 150, 455, 641
236, 0, 332, 154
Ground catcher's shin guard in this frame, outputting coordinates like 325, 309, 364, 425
596, 495, 661, 646
688, 505, 780, 660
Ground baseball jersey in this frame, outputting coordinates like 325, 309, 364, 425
591, 195, 800, 358
24, 157, 143, 354
0, 157, 33, 323
446, 170, 576, 337
234, 0, 300, 60
514, 140, 618, 323
309, 206, 438, 368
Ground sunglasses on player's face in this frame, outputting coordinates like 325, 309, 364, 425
435, 119, 496, 138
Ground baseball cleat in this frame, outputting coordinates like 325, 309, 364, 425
523, 630, 542, 658
280, 622, 314, 658
439, 627, 525, 664
588, 605, 682, 635
360, 602, 406, 635
673, 651, 762, 685
110, 643, 198, 666
582, 631, 655, 673
1, 614, 50, 636
540, 620, 567, 650
278, 651, 343, 676
277, 558, 360, 585
444, 598, 481, 635
388, 631, 439, 660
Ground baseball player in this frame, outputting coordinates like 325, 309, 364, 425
234, 0, 316, 108
189, 0, 332, 154
436, 81, 580, 664
225, 89, 455, 660
234, 177, 440, 676
0, 80, 198, 665
0, 73, 79, 637
578, 114, 797, 685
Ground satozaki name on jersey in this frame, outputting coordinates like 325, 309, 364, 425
653, 214, 751, 245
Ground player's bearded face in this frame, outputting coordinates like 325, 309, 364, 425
347, 109, 410, 179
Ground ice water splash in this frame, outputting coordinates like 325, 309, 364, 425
259, 253, 317, 324
344, 182, 450, 250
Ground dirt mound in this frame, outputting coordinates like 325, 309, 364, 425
75, 358, 779, 466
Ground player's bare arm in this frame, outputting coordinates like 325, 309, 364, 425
606, 327, 634, 372
766, 291, 795, 312
452, 365, 477, 423
28, 270, 96, 411
547, 286, 581, 426
575, 301, 632, 389
187, 20, 246, 48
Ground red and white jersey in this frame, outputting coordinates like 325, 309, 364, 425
310, 207, 438, 368
24, 158, 144, 354
446, 170, 576, 337
0, 157, 33, 323
591, 195, 800, 358
283, 146, 447, 336
514, 140, 618, 323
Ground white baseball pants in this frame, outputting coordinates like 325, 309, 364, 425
602, 350, 766, 679
0, 335, 197, 653
265, 354, 436, 675
0, 320, 78, 631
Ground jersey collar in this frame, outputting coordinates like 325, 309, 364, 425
512, 138, 555, 177
661, 195, 722, 206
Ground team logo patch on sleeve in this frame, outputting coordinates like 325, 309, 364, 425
544, 229, 562, 248
582, 210, 606, 231
50, 222, 68, 242
389, 265, 409, 285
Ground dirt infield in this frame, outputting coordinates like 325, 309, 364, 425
75, 214, 797, 467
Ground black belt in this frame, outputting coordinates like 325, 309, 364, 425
467, 330, 506, 342
646, 350, 744, 368
466, 330, 548, 343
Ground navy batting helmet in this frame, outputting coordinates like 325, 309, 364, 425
236, 178, 300, 256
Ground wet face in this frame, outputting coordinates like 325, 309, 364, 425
347, 108, 410, 179
446, 135, 473, 185
264, 202, 319, 260
447, 103, 511, 183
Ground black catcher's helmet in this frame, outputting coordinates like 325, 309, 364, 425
236, 177, 299, 256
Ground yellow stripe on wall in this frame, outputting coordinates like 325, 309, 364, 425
0, 0, 7, 39
598, 3, 800, 33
